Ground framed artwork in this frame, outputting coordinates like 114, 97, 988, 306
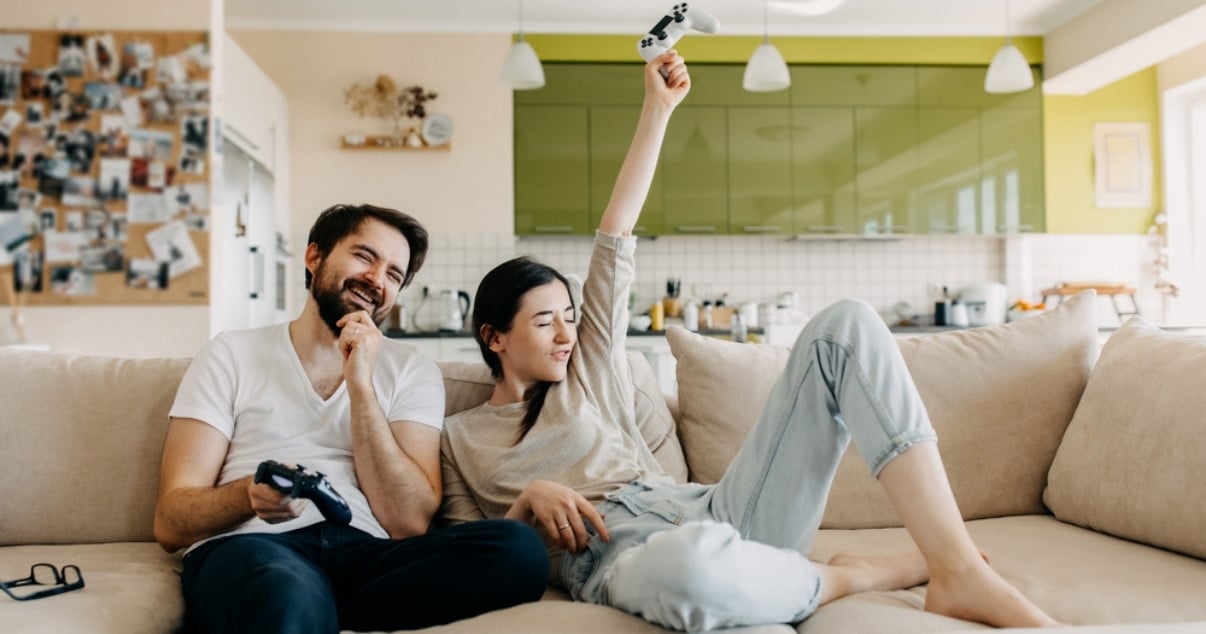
1093, 122, 1152, 208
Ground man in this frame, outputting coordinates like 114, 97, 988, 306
154, 204, 548, 633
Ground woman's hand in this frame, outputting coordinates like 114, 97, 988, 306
645, 50, 691, 112
505, 480, 611, 554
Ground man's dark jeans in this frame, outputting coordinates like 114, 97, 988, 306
181, 519, 548, 633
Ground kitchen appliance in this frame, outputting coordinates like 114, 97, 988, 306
438, 289, 471, 332
959, 282, 1008, 326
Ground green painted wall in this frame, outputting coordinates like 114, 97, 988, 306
524, 35, 1160, 234
1043, 68, 1161, 234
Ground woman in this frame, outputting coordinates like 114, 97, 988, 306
440, 51, 1058, 631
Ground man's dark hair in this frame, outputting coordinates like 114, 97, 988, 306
305, 203, 428, 290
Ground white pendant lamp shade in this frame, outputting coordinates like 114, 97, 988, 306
984, 39, 1033, 93
744, 41, 790, 92
500, 35, 544, 90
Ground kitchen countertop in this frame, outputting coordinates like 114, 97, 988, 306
385, 324, 1204, 339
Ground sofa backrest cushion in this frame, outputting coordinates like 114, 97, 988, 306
0, 349, 191, 545
1044, 318, 1206, 560
437, 351, 689, 483
668, 291, 1099, 529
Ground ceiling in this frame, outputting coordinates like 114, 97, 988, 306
225, 0, 1105, 37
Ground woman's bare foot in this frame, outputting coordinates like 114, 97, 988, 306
925, 559, 1061, 628
827, 550, 930, 593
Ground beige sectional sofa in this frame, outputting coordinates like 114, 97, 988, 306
2, 290, 1205, 634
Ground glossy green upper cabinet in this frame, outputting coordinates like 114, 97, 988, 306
855, 107, 918, 235
663, 107, 729, 234
917, 107, 981, 234
589, 106, 664, 235
982, 106, 1045, 232
917, 66, 1042, 108
729, 107, 793, 234
792, 107, 856, 234
791, 66, 917, 107
514, 106, 591, 235
515, 64, 644, 106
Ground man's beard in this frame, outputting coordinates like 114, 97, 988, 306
313, 275, 388, 337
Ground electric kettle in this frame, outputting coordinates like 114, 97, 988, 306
438, 289, 471, 332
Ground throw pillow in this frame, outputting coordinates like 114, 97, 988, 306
1044, 318, 1206, 560
668, 291, 1099, 529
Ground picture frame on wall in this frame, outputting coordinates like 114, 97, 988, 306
1093, 121, 1152, 209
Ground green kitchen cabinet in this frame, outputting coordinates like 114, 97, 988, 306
514, 63, 645, 106
791, 66, 917, 107
688, 65, 791, 106
589, 106, 664, 235
917, 66, 1042, 109
514, 105, 592, 235
791, 107, 856, 234
982, 106, 1045, 232
662, 107, 729, 234
855, 107, 919, 235
728, 107, 793, 234
916, 107, 981, 234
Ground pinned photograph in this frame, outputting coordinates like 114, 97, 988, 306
129, 128, 173, 161
64, 128, 97, 173
98, 114, 129, 157
141, 86, 176, 123
37, 156, 69, 198
127, 258, 169, 290
0, 108, 22, 136
128, 191, 168, 223
182, 43, 212, 78
164, 183, 209, 217
146, 220, 201, 278
0, 169, 17, 210
157, 55, 187, 85
0, 212, 31, 257
131, 157, 174, 190
120, 94, 143, 128
180, 116, 207, 174
19, 69, 46, 100
12, 247, 43, 293
64, 210, 83, 232
0, 64, 20, 106
0, 34, 30, 65
86, 34, 117, 81
98, 158, 130, 201
15, 188, 38, 213
43, 229, 88, 263
80, 240, 125, 273
62, 176, 100, 207
14, 131, 50, 178
51, 89, 87, 123
39, 208, 55, 232
57, 34, 86, 77
84, 209, 128, 241
84, 81, 123, 111
25, 102, 43, 126
119, 41, 153, 89
50, 265, 94, 296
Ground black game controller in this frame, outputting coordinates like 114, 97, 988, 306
254, 460, 353, 526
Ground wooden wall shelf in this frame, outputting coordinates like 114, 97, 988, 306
341, 136, 451, 151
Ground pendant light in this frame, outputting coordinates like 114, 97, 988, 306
500, 0, 544, 90
744, 0, 790, 92
984, 0, 1034, 94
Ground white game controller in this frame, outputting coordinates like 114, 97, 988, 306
637, 3, 720, 71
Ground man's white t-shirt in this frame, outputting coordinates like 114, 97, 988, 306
170, 322, 444, 551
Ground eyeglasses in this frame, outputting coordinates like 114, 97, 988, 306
1, 563, 85, 601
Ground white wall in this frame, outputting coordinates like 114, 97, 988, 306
0, 0, 218, 358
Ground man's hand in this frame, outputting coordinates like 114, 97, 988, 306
506, 480, 610, 554
337, 310, 382, 388
247, 476, 308, 524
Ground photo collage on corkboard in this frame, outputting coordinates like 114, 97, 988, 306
0, 30, 211, 306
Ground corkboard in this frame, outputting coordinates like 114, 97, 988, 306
0, 29, 211, 306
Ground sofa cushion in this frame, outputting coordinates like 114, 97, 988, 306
804, 515, 1206, 631
1044, 319, 1206, 560
0, 350, 191, 546
667, 291, 1098, 528
437, 351, 688, 483
0, 542, 183, 634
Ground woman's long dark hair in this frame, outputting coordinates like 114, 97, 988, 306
472, 256, 573, 443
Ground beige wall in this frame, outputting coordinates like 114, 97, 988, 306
1158, 39, 1206, 92
230, 30, 516, 237
3, 0, 209, 30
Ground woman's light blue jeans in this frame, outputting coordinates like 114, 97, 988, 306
560, 299, 938, 631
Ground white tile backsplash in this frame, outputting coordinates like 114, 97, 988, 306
401, 232, 1161, 327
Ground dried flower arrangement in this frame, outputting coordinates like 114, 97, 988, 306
344, 74, 438, 143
